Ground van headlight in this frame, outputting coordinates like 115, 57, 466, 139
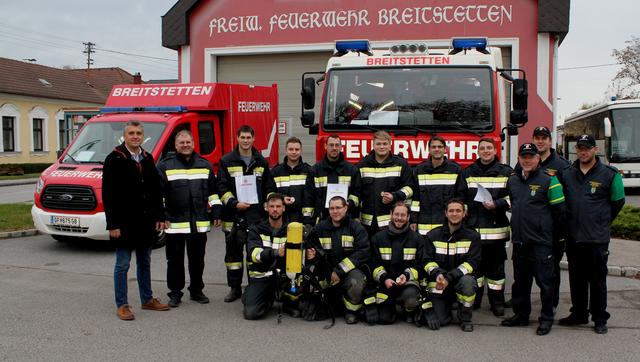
35, 178, 44, 194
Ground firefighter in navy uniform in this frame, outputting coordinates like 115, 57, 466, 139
157, 130, 222, 307
460, 137, 512, 317
303, 196, 371, 324
411, 135, 464, 236
357, 131, 414, 237
369, 202, 423, 324
303, 134, 361, 226
422, 198, 481, 332
531, 126, 570, 310
559, 134, 625, 334
271, 137, 311, 223
501, 143, 566, 336
243, 194, 299, 319
217, 125, 276, 303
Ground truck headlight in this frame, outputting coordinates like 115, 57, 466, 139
35, 178, 44, 194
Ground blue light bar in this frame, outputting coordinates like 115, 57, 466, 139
100, 106, 187, 114
101, 107, 135, 113
145, 106, 187, 112
451, 38, 488, 51
334, 40, 372, 56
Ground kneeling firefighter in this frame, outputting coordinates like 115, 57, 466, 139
422, 198, 481, 332
243, 194, 300, 319
302, 196, 371, 324
368, 201, 424, 324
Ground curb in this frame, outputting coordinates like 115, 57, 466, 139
0, 229, 39, 239
560, 260, 640, 279
0, 179, 38, 187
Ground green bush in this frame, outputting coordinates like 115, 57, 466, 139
611, 205, 640, 240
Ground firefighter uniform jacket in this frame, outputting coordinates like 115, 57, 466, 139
157, 152, 221, 234
303, 153, 361, 225
306, 216, 371, 278
461, 158, 513, 244
246, 220, 288, 279
411, 157, 464, 235
356, 151, 414, 228
507, 167, 566, 246
217, 147, 276, 230
271, 157, 311, 223
562, 157, 625, 244
423, 225, 481, 285
371, 226, 424, 285
541, 148, 570, 178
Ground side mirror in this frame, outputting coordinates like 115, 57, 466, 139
56, 149, 65, 159
604, 117, 612, 138
302, 77, 316, 110
301, 111, 315, 128
510, 79, 528, 125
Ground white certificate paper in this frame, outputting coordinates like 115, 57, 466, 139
235, 175, 259, 204
325, 183, 349, 208
474, 184, 493, 203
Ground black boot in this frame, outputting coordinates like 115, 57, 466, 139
224, 287, 242, 303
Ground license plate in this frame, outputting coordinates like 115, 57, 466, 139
50, 216, 80, 227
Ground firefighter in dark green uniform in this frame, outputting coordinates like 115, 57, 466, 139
501, 143, 566, 336
559, 134, 625, 334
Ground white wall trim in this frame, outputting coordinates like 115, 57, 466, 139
28, 105, 49, 152
55, 109, 64, 151
537, 33, 552, 111
180, 45, 191, 83
0, 103, 21, 152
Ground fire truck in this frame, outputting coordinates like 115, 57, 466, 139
32, 82, 279, 242
300, 38, 528, 167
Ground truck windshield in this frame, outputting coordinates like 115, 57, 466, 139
62, 121, 166, 164
610, 107, 640, 162
323, 67, 493, 131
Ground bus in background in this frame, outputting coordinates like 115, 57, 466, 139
562, 99, 640, 187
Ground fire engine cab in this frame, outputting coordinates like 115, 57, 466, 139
32, 82, 279, 241
301, 38, 528, 167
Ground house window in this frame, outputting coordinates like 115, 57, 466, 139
59, 118, 71, 149
2, 116, 15, 152
33, 118, 44, 152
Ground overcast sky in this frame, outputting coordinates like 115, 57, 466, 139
0, 0, 637, 121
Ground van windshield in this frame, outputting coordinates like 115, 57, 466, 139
62, 122, 166, 164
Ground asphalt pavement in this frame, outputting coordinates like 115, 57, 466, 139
1, 232, 639, 362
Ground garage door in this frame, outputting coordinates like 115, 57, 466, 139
217, 52, 331, 163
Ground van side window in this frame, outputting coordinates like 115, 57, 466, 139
161, 123, 191, 161
198, 121, 215, 155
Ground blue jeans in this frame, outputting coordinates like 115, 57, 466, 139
114, 245, 153, 307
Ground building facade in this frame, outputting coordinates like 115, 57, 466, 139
0, 58, 140, 164
162, 0, 570, 162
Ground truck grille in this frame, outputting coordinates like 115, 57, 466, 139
41, 185, 97, 211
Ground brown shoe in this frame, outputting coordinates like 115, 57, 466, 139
141, 297, 170, 311
117, 305, 135, 320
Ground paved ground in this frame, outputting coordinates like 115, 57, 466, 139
1, 232, 639, 362
0, 184, 35, 204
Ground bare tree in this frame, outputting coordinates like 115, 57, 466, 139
611, 36, 640, 98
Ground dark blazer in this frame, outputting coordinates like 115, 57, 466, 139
102, 143, 164, 246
